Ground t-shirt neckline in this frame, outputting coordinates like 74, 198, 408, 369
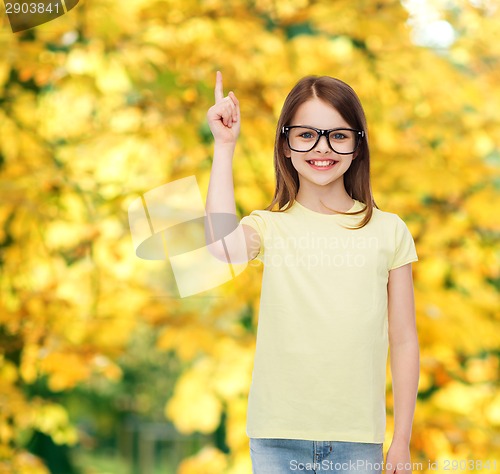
292, 198, 363, 216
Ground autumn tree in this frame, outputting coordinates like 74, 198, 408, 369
0, 0, 498, 472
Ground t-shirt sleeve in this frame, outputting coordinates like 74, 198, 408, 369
240, 210, 267, 263
389, 216, 418, 270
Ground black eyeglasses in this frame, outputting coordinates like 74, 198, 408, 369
282, 126, 365, 155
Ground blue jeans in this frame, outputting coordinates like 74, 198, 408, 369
250, 438, 384, 474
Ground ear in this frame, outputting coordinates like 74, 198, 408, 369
283, 141, 291, 158
352, 145, 362, 160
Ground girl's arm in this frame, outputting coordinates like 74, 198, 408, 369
205, 72, 261, 262
206, 71, 239, 217
386, 262, 419, 474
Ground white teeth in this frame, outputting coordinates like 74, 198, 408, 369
308, 160, 335, 167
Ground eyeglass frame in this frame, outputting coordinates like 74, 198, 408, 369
282, 125, 365, 155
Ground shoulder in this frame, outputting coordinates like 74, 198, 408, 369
245, 209, 274, 217
372, 208, 418, 268
242, 208, 288, 222
368, 208, 416, 245
370, 207, 407, 227
240, 209, 274, 225
372, 206, 401, 220
240, 209, 277, 233
240, 208, 292, 236
372, 207, 417, 257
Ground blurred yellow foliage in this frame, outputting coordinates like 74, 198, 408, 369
177, 445, 228, 474
165, 359, 223, 434
0, 0, 499, 472
0, 452, 50, 474
33, 404, 78, 445
40, 352, 91, 391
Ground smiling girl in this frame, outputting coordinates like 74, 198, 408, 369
205, 72, 419, 474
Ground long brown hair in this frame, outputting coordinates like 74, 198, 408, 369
264, 75, 377, 229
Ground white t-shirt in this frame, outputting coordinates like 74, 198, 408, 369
240, 199, 418, 443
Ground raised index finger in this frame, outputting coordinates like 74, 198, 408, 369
214, 70, 224, 103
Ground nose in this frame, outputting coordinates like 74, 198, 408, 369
314, 134, 332, 154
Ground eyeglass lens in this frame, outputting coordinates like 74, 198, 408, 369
288, 127, 359, 153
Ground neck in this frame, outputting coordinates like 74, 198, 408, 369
295, 184, 354, 214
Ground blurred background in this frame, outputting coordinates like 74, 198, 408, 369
0, 0, 499, 473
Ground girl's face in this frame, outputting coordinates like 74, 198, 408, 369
284, 97, 356, 191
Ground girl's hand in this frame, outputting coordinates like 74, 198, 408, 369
207, 71, 240, 145
385, 441, 412, 474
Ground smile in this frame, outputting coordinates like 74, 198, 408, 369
306, 160, 338, 170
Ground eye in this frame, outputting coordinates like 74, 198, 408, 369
300, 132, 315, 139
332, 132, 347, 140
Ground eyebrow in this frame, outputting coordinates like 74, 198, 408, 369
290, 125, 353, 130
